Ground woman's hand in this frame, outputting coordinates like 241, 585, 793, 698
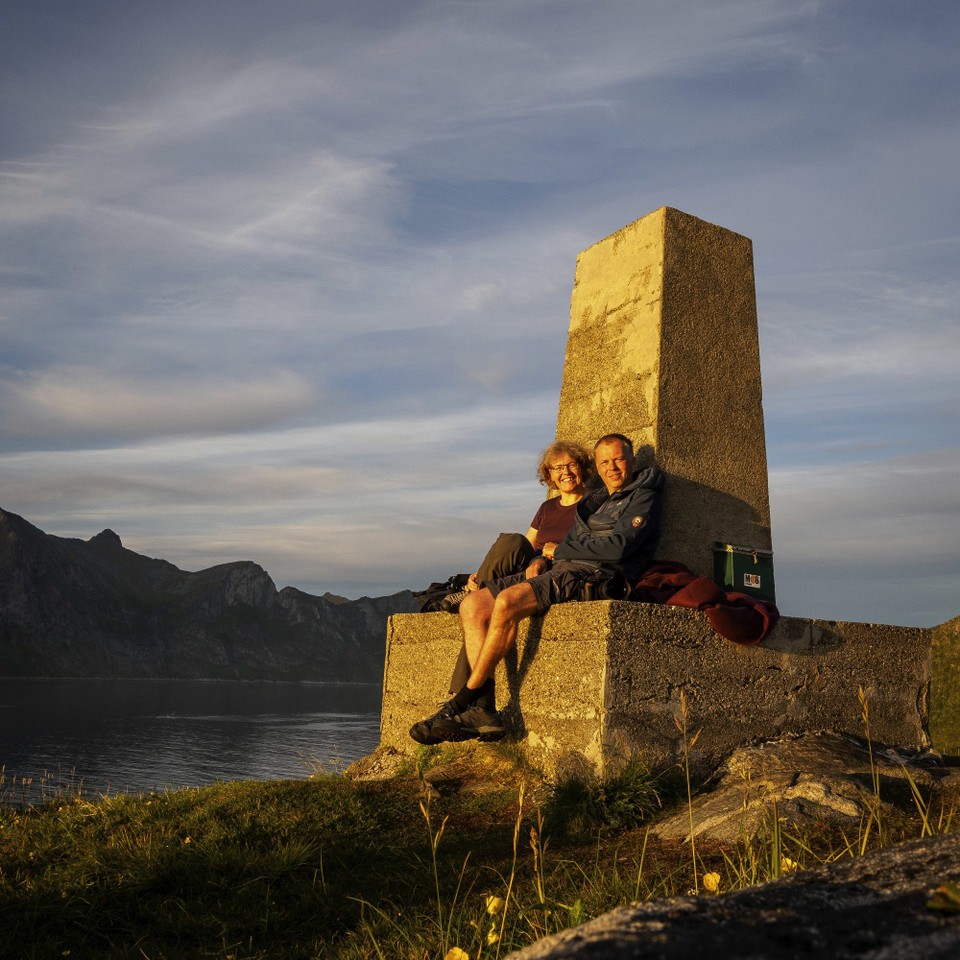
465, 572, 480, 592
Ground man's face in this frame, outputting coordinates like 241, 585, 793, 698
594, 439, 634, 493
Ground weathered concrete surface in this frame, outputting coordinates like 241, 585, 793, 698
556, 207, 772, 580
380, 603, 940, 778
505, 832, 960, 960
653, 731, 958, 843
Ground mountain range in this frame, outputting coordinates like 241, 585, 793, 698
0, 507, 418, 682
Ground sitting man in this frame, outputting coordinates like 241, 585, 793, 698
410, 433, 664, 745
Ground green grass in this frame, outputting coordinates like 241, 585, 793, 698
1, 740, 956, 960
931, 617, 960, 756
2, 777, 436, 958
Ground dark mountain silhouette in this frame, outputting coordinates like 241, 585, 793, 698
0, 507, 417, 681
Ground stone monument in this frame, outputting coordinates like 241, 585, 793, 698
375, 207, 956, 778
557, 207, 771, 582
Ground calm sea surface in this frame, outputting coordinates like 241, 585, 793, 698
0, 678, 382, 805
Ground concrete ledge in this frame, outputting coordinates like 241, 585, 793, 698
381, 603, 939, 778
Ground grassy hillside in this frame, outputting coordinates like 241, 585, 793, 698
2, 743, 957, 960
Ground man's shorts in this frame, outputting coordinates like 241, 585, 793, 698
484, 561, 602, 616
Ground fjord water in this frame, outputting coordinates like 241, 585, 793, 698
0, 679, 382, 805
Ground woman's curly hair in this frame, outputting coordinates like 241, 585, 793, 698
536, 440, 594, 490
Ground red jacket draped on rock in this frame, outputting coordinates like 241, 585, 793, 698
632, 561, 780, 645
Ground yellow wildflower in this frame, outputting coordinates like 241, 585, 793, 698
702, 872, 722, 893
780, 856, 799, 874
444, 949, 469, 960
485, 895, 505, 916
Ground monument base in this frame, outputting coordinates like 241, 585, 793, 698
380, 604, 946, 779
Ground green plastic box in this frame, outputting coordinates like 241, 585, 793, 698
713, 542, 776, 603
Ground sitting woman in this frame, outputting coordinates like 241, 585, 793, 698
444, 439, 593, 690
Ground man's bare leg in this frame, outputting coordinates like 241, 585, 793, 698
409, 582, 538, 745
461, 581, 538, 687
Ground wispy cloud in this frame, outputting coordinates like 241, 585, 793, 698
0, 367, 314, 440
1, 0, 957, 624
770, 448, 960, 624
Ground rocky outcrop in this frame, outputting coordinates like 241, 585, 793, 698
507, 832, 960, 959
653, 731, 958, 843
504, 731, 960, 958
0, 507, 417, 681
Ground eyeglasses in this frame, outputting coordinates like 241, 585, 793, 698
548, 462, 579, 474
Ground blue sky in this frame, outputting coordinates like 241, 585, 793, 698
1, 0, 958, 627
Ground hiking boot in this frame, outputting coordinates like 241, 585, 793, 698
438, 589, 468, 613
409, 700, 505, 745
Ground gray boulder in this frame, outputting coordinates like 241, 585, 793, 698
507, 832, 960, 959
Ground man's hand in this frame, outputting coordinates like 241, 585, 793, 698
541, 542, 558, 559
524, 557, 549, 579
465, 572, 480, 592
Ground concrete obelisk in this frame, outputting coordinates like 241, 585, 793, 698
555, 206, 773, 580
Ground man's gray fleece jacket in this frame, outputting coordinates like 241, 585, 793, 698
553, 466, 664, 579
